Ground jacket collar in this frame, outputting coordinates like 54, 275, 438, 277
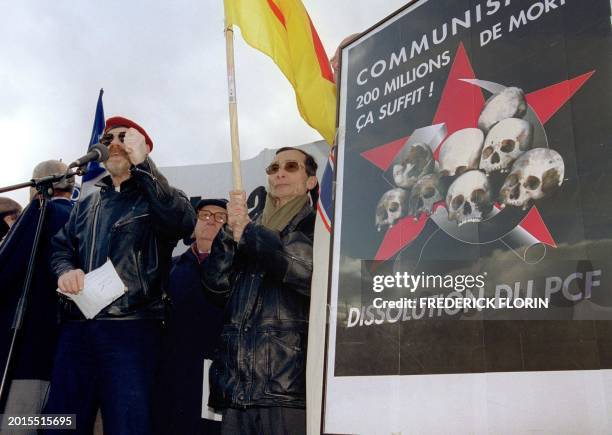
190, 243, 210, 263
95, 174, 138, 193
283, 202, 314, 234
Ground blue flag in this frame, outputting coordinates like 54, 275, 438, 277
317, 151, 334, 230
82, 88, 106, 183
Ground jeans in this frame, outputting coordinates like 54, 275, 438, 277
42, 320, 162, 435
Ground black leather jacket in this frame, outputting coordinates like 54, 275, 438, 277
203, 202, 315, 409
51, 157, 195, 320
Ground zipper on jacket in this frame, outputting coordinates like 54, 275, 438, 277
88, 197, 101, 272
112, 213, 150, 229
131, 166, 157, 182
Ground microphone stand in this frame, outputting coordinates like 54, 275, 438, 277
0, 169, 81, 411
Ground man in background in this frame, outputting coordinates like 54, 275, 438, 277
156, 198, 227, 435
0, 197, 23, 241
0, 160, 74, 434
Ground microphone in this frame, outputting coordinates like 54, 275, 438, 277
68, 143, 109, 169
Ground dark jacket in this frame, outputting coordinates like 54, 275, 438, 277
155, 248, 224, 435
50, 157, 195, 320
203, 201, 315, 409
0, 197, 72, 380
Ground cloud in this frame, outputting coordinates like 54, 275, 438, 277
0, 0, 408, 205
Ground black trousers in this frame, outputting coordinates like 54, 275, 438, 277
42, 320, 162, 435
221, 407, 306, 435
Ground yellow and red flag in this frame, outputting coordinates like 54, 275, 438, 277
224, 0, 336, 144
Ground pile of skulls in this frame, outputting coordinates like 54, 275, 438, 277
375, 87, 565, 230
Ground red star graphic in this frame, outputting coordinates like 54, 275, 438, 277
361, 42, 593, 261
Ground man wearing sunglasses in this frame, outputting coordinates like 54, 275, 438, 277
203, 147, 318, 435
46, 116, 195, 434
156, 198, 227, 435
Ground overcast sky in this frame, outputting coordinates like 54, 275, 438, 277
0, 0, 408, 205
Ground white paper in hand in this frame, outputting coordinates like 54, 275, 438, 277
57, 260, 127, 319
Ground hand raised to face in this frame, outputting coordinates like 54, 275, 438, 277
123, 128, 149, 166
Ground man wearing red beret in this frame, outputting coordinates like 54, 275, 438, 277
44, 116, 195, 434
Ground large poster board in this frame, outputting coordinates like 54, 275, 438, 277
324, 0, 612, 433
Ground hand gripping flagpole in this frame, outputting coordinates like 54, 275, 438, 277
224, 20, 243, 191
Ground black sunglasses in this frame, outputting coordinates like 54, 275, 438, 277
100, 132, 126, 146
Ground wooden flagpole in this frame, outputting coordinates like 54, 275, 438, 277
224, 22, 243, 191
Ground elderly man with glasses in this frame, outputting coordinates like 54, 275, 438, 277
45, 116, 195, 434
155, 198, 227, 435
203, 146, 318, 435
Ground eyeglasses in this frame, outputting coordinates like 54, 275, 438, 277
100, 132, 126, 146
265, 160, 304, 175
197, 210, 228, 224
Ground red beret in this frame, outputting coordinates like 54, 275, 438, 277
105, 116, 154, 151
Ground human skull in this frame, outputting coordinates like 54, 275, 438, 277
478, 87, 527, 132
439, 128, 484, 177
479, 118, 533, 174
392, 143, 435, 189
500, 148, 564, 210
446, 170, 493, 226
375, 188, 409, 231
408, 174, 444, 218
